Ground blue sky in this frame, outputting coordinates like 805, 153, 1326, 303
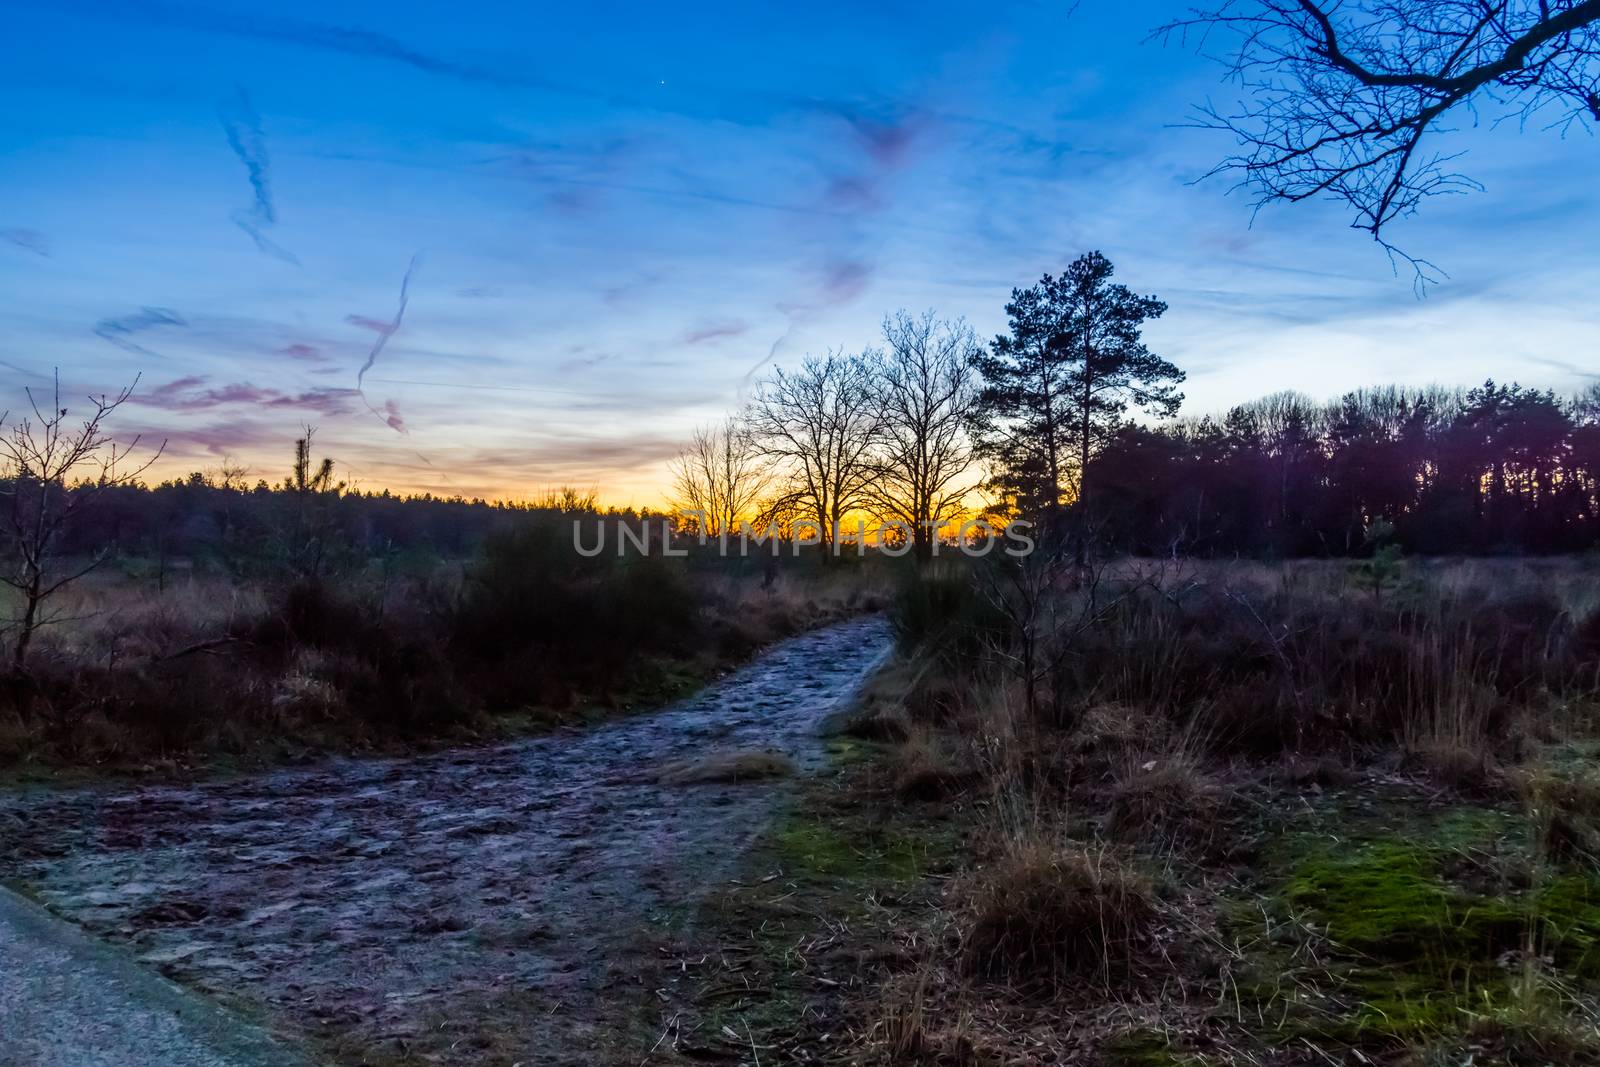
3, 0, 1597, 503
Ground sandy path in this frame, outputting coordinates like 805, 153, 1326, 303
0, 615, 891, 1065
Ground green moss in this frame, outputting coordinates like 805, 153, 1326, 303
767, 815, 931, 883
1102, 1030, 1208, 1066
1282, 838, 1524, 962
1244, 805, 1600, 1052
822, 736, 876, 767
1533, 874, 1600, 976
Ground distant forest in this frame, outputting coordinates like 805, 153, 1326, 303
1090, 381, 1600, 557
20, 377, 1600, 567
41, 475, 627, 573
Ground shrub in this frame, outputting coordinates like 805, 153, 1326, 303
890, 563, 1007, 664
450, 521, 703, 705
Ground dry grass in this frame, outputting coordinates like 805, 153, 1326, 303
870, 970, 980, 1066
962, 838, 1156, 991
891, 727, 973, 802
1521, 766, 1600, 864
650, 558, 1600, 1066
1, 559, 887, 769
655, 749, 795, 785
1105, 752, 1228, 849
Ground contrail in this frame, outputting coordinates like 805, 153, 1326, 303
738, 315, 799, 398
1531, 357, 1600, 382
93, 307, 187, 359
1, 229, 49, 257
348, 252, 423, 434
221, 87, 298, 264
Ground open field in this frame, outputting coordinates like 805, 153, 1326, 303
4, 555, 1600, 1065
0, 548, 890, 773
642, 557, 1600, 1066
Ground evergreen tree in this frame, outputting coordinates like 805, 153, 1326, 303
971, 252, 1183, 559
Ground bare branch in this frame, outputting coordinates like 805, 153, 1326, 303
1158, 0, 1600, 279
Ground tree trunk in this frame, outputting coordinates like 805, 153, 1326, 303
1076, 323, 1094, 569
12, 580, 40, 675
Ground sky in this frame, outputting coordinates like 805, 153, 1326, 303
2, 1, 1598, 505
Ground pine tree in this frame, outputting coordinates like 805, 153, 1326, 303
971, 252, 1183, 560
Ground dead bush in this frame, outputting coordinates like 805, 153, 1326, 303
1404, 741, 1504, 795
893, 729, 973, 802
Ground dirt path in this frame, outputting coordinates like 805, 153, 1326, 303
0, 884, 311, 1067
0, 616, 892, 1065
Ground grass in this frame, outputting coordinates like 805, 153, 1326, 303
655, 749, 795, 785
962, 837, 1157, 990
648, 556, 1600, 1065
0, 553, 889, 773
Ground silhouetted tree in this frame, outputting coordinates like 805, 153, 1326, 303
279, 427, 345, 580
1081, 378, 1600, 557
669, 417, 769, 538
971, 252, 1182, 562
868, 311, 982, 561
749, 351, 882, 552
0, 373, 162, 674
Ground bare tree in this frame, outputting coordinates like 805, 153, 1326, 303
868, 311, 982, 562
0, 373, 162, 675
669, 416, 770, 537
749, 351, 882, 552
1161, 1, 1600, 275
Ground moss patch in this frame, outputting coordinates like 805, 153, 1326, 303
765, 814, 935, 884
1240, 800, 1600, 1051
1281, 837, 1524, 963
1102, 1029, 1210, 1066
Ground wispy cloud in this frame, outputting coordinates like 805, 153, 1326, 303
93, 307, 187, 359
682, 319, 749, 345
133, 375, 358, 415
281, 342, 329, 362
129, 3, 563, 92
1, 228, 49, 257
221, 86, 298, 264
347, 253, 421, 434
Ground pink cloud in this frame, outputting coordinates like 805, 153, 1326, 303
345, 314, 398, 336
379, 398, 406, 433
134, 376, 359, 416
819, 259, 871, 304
682, 319, 750, 345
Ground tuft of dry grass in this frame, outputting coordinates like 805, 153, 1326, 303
1105, 753, 1227, 848
891, 727, 972, 802
655, 749, 795, 785
1404, 740, 1504, 794
962, 839, 1155, 991
1521, 766, 1600, 864
870, 972, 980, 1066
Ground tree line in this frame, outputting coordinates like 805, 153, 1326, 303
5, 249, 1599, 677
679, 252, 1185, 562
1091, 381, 1600, 557
688, 250, 1600, 561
